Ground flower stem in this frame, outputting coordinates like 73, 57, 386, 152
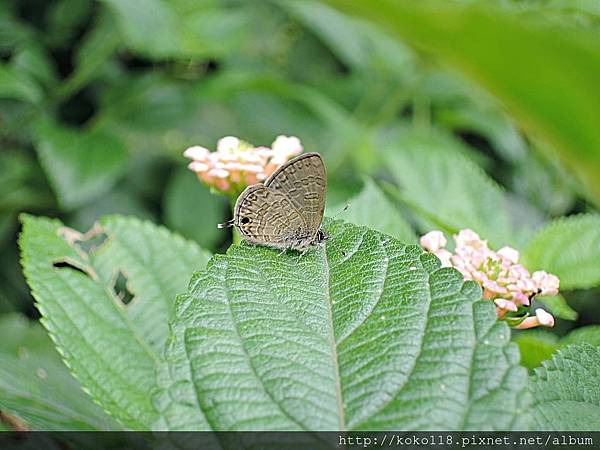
229, 197, 242, 246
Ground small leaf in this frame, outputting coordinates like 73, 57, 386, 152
531, 344, 600, 430
0, 314, 122, 430
523, 214, 600, 290
536, 295, 577, 321
19, 214, 210, 429
155, 219, 528, 431
333, 177, 416, 244
34, 121, 129, 210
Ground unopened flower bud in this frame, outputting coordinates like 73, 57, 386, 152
419, 231, 447, 252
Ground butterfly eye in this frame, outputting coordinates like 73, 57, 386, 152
241, 217, 250, 225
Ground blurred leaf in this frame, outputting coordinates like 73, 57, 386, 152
57, 9, 121, 100
562, 325, 600, 347
0, 314, 122, 430
517, 325, 600, 371
163, 168, 227, 251
99, 0, 181, 57
331, 177, 416, 244
324, 0, 600, 206
0, 244, 32, 314
69, 189, 156, 232
514, 330, 559, 371
510, 150, 576, 216
426, 71, 528, 165
99, 0, 250, 59
19, 214, 210, 429
100, 75, 198, 134
194, 73, 369, 168
46, 0, 94, 48
523, 214, 600, 290
531, 344, 600, 430
0, 63, 43, 104
12, 43, 57, 89
155, 219, 528, 431
385, 131, 516, 248
0, 6, 33, 52
0, 151, 53, 212
280, 0, 414, 76
535, 295, 577, 321
34, 121, 129, 210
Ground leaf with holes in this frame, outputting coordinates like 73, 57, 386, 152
523, 214, 600, 290
19, 214, 210, 429
154, 219, 529, 431
530, 344, 600, 431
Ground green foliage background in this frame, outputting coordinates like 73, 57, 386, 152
1, 0, 600, 432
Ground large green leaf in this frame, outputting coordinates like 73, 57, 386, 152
385, 131, 517, 248
324, 0, 600, 205
19, 214, 210, 429
0, 314, 121, 430
531, 344, 600, 430
155, 219, 528, 431
34, 121, 129, 210
523, 214, 600, 290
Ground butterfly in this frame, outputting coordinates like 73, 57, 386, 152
219, 152, 328, 252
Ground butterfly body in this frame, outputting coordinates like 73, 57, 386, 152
225, 152, 328, 252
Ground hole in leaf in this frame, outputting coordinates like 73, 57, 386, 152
52, 261, 87, 275
113, 271, 134, 306
76, 232, 108, 255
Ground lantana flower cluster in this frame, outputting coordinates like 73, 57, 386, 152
420, 229, 559, 329
184, 135, 303, 196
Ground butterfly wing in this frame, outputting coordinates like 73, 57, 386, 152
234, 184, 309, 249
264, 152, 327, 236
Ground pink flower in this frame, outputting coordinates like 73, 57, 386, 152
419, 228, 560, 329
532, 271, 560, 297
184, 135, 304, 196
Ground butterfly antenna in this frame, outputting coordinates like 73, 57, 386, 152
217, 219, 235, 229
330, 202, 351, 219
